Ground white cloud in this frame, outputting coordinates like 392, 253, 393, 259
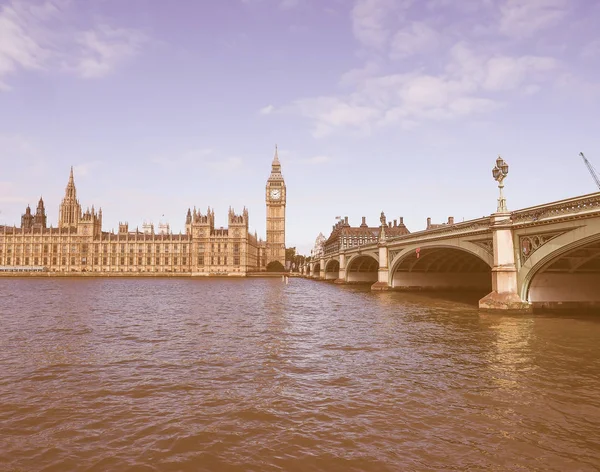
292, 96, 380, 137
390, 22, 438, 60
0, 0, 147, 89
0, 0, 55, 89
339, 61, 380, 87
75, 25, 147, 79
259, 104, 275, 115
351, 0, 409, 50
499, 0, 568, 38
280, 0, 578, 137
483, 55, 557, 91
288, 37, 562, 136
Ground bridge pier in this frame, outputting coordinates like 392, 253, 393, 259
479, 213, 531, 313
319, 258, 325, 280
371, 244, 390, 291
334, 252, 347, 284
313, 261, 320, 279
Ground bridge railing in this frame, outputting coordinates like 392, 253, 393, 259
385, 216, 491, 243
511, 192, 600, 223
328, 216, 492, 253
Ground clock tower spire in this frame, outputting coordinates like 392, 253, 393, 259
266, 145, 286, 269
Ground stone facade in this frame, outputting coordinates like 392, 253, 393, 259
0, 156, 285, 275
311, 232, 326, 259
324, 215, 410, 257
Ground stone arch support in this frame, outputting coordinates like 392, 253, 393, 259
389, 240, 493, 282
345, 252, 379, 283
325, 257, 340, 280
325, 256, 340, 268
345, 251, 379, 270
519, 219, 600, 300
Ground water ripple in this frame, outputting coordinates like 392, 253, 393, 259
1, 278, 599, 471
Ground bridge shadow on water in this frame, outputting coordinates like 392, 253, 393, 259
333, 282, 486, 308
332, 282, 600, 317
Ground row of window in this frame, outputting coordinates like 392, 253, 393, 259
341, 237, 376, 247
1, 255, 243, 266
0, 243, 191, 254
0, 242, 247, 255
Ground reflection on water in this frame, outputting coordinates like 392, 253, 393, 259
1, 278, 599, 471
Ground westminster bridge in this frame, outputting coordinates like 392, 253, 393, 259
300, 192, 600, 313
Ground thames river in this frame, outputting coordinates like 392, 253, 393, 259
1, 278, 599, 471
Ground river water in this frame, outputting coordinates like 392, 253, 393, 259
1, 278, 599, 471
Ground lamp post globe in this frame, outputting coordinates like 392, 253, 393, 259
493, 155, 509, 213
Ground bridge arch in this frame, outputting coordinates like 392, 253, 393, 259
325, 257, 340, 280
519, 222, 600, 307
389, 241, 493, 291
345, 252, 379, 284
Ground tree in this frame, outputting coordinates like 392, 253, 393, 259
285, 247, 296, 262
266, 260, 285, 272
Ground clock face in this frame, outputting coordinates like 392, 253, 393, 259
270, 189, 281, 200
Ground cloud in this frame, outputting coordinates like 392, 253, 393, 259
292, 96, 380, 137
339, 61, 380, 87
289, 42, 560, 136
259, 104, 275, 115
389, 22, 439, 60
0, 0, 55, 89
0, 0, 147, 89
280, 0, 573, 137
351, 0, 409, 50
75, 25, 147, 79
499, 0, 568, 38
482, 55, 557, 91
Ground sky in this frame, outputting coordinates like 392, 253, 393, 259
0, 0, 599, 255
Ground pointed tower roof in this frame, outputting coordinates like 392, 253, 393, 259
63, 166, 77, 199
268, 145, 284, 181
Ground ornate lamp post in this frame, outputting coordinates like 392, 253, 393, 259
492, 155, 509, 213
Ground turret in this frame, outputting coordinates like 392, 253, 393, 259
21, 205, 33, 230
34, 197, 47, 228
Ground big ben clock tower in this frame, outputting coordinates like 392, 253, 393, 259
266, 146, 286, 268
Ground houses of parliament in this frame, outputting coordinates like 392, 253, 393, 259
0, 150, 287, 275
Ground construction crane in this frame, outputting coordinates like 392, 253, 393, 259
579, 152, 600, 190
